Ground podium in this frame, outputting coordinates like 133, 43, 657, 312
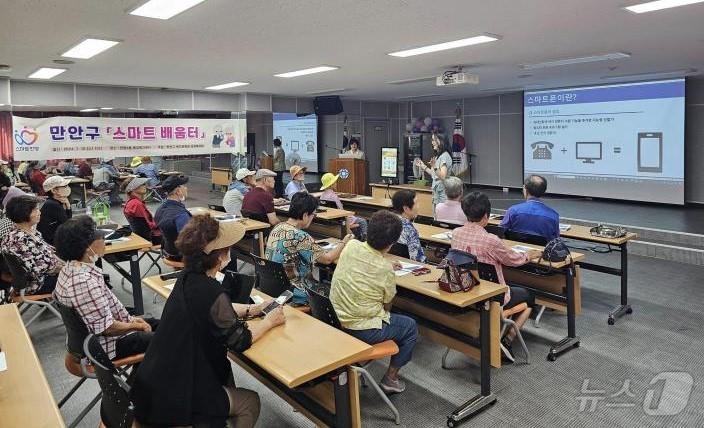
328, 158, 367, 195
259, 155, 273, 170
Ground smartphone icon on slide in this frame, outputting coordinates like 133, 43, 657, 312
638, 132, 663, 173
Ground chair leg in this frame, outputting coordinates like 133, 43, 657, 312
18, 302, 30, 315
67, 391, 101, 428
503, 318, 530, 364
24, 305, 48, 328
441, 347, 451, 369
58, 377, 88, 408
533, 305, 546, 328
352, 366, 400, 425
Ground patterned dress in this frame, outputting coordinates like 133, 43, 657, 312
265, 222, 325, 304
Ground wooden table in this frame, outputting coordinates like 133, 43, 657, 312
0, 305, 66, 428
189, 207, 270, 255
211, 167, 232, 191
276, 204, 355, 239
488, 216, 638, 325
103, 233, 153, 315
370, 183, 433, 218
311, 192, 391, 220
142, 275, 372, 428
413, 222, 586, 361
385, 254, 507, 426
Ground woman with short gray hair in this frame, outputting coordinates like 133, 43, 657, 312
435, 176, 466, 225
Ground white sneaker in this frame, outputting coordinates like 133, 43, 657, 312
380, 375, 406, 393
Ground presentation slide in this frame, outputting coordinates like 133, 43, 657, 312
524, 79, 685, 205
273, 113, 319, 172
381, 147, 398, 178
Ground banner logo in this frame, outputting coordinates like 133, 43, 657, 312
14, 126, 39, 146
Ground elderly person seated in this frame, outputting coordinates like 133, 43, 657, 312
37, 176, 73, 246
134, 156, 160, 187
1, 195, 64, 294
123, 177, 162, 245
53, 215, 159, 360
223, 168, 256, 216
285, 165, 308, 200
434, 176, 466, 225
0, 187, 25, 242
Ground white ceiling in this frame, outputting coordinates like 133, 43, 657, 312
0, 0, 703, 101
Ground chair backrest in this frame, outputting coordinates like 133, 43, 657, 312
56, 301, 91, 357
208, 204, 226, 212
124, 215, 152, 242
389, 242, 410, 259
477, 262, 500, 283
503, 229, 548, 246
241, 210, 269, 224
83, 335, 135, 428
1, 251, 30, 290
221, 271, 256, 304
432, 220, 461, 230
305, 288, 343, 330
485, 224, 505, 238
250, 254, 292, 297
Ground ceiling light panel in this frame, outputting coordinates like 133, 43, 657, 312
62, 38, 120, 59
274, 66, 339, 78
624, 0, 704, 14
520, 52, 631, 70
129, 0, 207, 20
205, 81, 250, 90
28, 67, 66, 79
388, 34, 500, 58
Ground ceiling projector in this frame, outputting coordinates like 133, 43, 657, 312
436, 71, 479, 87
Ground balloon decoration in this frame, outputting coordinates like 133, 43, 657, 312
407, 116, 445, 134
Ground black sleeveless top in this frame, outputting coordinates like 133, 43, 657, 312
131, 270, 252, 426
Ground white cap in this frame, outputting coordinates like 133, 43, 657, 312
43, 175, 71, 192
235, 168, 256, 181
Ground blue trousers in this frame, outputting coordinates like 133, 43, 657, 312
346, 313, 418, 368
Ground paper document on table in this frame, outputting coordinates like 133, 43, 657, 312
512, 245, 534, 253
394, 261, 422, 276
321, 243, 338, 250
251, 295, 264, 305
277, 205, 290, 211
105, 237, 130, 243
431, 232, 452, 241
164, 282, 175, 291
355, 196, 374, 200
559, 223, 571, 232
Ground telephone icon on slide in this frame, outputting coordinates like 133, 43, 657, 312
531, 141, 554, 160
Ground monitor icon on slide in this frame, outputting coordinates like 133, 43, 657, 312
638, 132, 663, 173
576, 142, 602, 164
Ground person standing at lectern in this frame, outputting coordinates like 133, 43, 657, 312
414, 133, 453, 215
344, 138, 365, 159
272, 138, 286, 198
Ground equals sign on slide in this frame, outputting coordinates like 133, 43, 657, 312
614, 147, 622, 154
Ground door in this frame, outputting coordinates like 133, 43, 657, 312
363, 119, 390, 185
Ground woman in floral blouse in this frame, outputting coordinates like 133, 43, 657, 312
1, 195, 63, 294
